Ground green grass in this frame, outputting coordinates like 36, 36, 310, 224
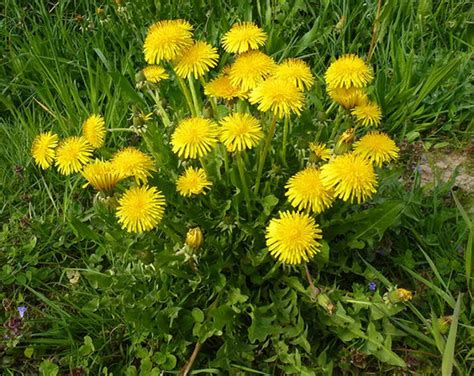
1, 0, 473, 374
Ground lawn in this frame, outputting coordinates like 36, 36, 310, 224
1, 0, 473, 375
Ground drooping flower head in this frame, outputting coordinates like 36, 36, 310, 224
174, 41, 219, 79
273, 58, 314, 91
55, 136, 93, 175
204, 75, 247, 101
221, 22, 267, 53
81, 159, 122, 192
327, 86, 368, 109
112, 147, 156, 183
31, 132, 59, 169
229, 51, 276, 91
143, 19, 193, 64
353, 132, 399, 167
309, 142, 332, 161
82, 114, 106, 148
351, 101, 382, 127
320, 153, 378, 204
116, 185, 166, 233
142, 65, 169, 83
325, 54, 373, 89
176, 167, 212, 196
285, 166, 335, 214
249, 77, 304, 118
266, 211, 323, 265
171, 117, 218, 159
219, 113, 263, 152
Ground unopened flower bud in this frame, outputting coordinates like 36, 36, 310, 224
334, 128, 355, 154
186, 227, 203, 250
438, 315, 452, 334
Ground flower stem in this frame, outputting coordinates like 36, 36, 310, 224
281, 116, 289, 166
176, 75, 196, 116
304, 263, 320, 299
254, 114, 278, 195
236, 151, 252, 217
199, 76, 219, 119
107, 128, 136, 132
188, 76, 201, 116
150, 90, 171, 127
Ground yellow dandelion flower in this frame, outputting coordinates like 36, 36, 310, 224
219, 113, 263, 152
143, 19, 193, 64
273, 58, 314, 91
396, 288, 413, 302
309, 142, 331, 161
229, 51, 276, 91
55, 136, 93, 175
116, 185, 165, 233
249, 77, 304, 118
327, 86, 368, 109
112, 147, 156, 183
204, 75, 247, 100
31, 132, 59, 169
320, 153, 378, 204
81, 160, 122, 192
351, 101, 382, 127
142, 65, 169, 83
353, 132, 399, 167
176, 167, 212, 197
266, 211, 323, 265
221, 22, 267, 54
174, 41, 219, 79
285, 167, 335, 213
325, 54, 373, 89
171, 117, 218, 159
82, 114, 106, 148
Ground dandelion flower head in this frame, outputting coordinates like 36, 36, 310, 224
174, 41, 219, 79
142, 65, 169, 83
327, 86, 368, 109
171, 117, 218, 159
353, 131, 399, 167
176, 167, 212, 196
116, 185, 166, 233
81, 159, 122, 192
219, 113, 263, 152
266, 211, 323, 265
82, 114, 106, 148
320, 153, 378, 204
229, 51, 276, 91
249, 77, 304, 118
112, 147, 156, 183
351, 101, 382, 127
55, 136, 93, 175
309, 142, 332, 161
273, 58, 314, 91
285, 166, 335, 214
31, 132, 59, 169
325, 54, 373, 89
143, 19, 193, 64
221, 22, 267, 54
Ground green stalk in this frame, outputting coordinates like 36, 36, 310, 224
150, 90, 171, 127
281, 115, 289, 165
188, 76, 201, 116
199, 76, 219, 119
254, 114, 278, 195
236, 152, 252, 217
222, 145, 230, 183
176, 75, 196, 116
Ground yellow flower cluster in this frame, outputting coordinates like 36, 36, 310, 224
325, 54, 382, 127
30, 20, 401, 268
